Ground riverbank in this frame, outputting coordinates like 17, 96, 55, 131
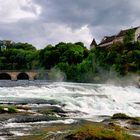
0, 103, 140, 140
0, 81, 139, 139
14, 121, 140, 140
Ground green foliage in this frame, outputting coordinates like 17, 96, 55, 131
8, 106, 18, 113
12, 42, 36, 51
0, 106, 5, 113
92, 41, 140, 76
0, 43, 40, 70
111, 113, 132, 119
0, 39, 139, 82
123, 29, 135, 44
111, 113, 140, 125
65, 124, 130, 140
0, 106, 18, 113
39, 42, 89, 69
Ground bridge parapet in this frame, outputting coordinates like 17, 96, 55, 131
0, 70, 50, 80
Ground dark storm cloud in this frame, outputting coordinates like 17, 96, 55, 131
0, 0, 140, 48
34, 0, 140, 43
35, 0, 133, 27
0, 20, 49, 48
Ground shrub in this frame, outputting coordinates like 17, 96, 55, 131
0, 106, 5, 113
111, 113, 132, 120
8, 106, 18, 113
65, 124, 130, 140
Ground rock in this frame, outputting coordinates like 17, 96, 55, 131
37, 106, 67, 117
11, 115, 59, 123
16, 105, 30, 110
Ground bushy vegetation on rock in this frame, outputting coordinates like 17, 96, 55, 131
65, 124, 130, 140
111, 113, 140, 125
0, 105, 18, 113
111, 113, 132, 120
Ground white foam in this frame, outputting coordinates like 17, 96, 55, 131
3, 123, 30, 128
10, 131, 26, 136
0, 82, 140, 119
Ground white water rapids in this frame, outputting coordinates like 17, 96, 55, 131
0, 82, 140, 119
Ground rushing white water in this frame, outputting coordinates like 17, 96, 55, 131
0, 81, 140, 119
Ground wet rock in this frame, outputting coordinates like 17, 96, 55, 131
130, 120, 140, 125
0, 131, 14, 136
16, 105, 30, 110
37, 106, 66, 117
64, 123, 130, 140
108, 122, 116, 127
11, 115, 59, 123
0, 98, 61, 105
46, 100, 62, 105
102, 113, 140, 139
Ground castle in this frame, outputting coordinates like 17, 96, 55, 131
90, 26, 140, 49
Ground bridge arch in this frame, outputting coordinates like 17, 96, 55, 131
0, 73, 11, 80
17, 72, 29, 80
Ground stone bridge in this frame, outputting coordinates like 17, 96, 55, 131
0, 70, 50, 80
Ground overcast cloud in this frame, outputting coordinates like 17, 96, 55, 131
0, 0, 140, 48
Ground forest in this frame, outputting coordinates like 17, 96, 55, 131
0, 36, 140, 82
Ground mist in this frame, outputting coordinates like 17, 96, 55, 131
48, 67, 66, 82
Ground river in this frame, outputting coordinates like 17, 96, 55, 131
0, 81, 140, 139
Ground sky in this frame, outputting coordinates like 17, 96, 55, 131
0, 0, 140, 49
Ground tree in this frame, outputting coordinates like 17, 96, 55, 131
123, 29, 135, 44
13, 43, 36, 51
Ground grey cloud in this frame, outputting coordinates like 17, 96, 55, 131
0, 0, 140, 48
34, 0, 140, 43
0, 20, 48, 48
0, 19, 92, 48
35, 0, 133, 27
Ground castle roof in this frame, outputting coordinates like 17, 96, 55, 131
99, 35, 116, 45
99, 26, 140, 46
90, 38, 97, 46
116, 26, 139, 37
